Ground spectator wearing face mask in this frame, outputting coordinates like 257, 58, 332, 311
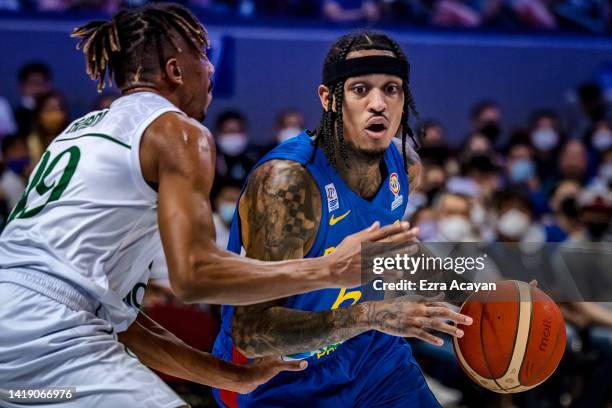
504, 141, 549, 217
0, 134, 32, 210
585, 121, 612, 176
527, 109, 565, 183
211, 177, 243, 249
494, 189, 545, 244
14, 62, 53, 137
432, 191, 479, 242
260, 108, 306, 155
214, 109, 259, 184
27, 90, 69, 164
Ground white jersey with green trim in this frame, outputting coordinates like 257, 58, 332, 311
0, 91, 182, 330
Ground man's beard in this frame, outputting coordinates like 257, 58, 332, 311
341, 137, 386, 165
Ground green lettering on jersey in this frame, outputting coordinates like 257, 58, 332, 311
8, 146, 81, 222
65, 110, 109, 134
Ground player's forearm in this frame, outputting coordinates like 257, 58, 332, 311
173, 247, 332, 305
232, 303, 371, 358
118, 314, 240, 389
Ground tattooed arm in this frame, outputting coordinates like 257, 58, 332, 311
231, 160, 470, 358
232, 160, 372, 357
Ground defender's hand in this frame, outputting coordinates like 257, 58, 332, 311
367, 299, 473, 345
230, 357, 307, 394
329, 221, 419, 288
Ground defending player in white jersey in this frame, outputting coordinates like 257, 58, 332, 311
0, 3, 418, 407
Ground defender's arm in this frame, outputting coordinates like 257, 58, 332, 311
141, 113, 414, 305
118, 312, 306, 393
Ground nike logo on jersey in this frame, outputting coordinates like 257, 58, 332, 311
329, 210, 351, 226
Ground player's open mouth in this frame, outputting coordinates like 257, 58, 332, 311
365, 122, 387, 138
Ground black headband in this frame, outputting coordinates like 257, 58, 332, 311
322, 55, 409, 86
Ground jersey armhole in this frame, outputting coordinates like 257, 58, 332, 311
129, 107, 183, 203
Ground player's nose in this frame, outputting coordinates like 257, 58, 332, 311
367, 89, 386, 113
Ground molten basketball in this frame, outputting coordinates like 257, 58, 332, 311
453, 280, 566, 393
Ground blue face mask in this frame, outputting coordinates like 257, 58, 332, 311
7, 157, 31, 175
219, 203, 235, 224
510, 159, 535, 183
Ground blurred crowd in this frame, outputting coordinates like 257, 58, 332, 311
1, 0, 611, 33
1, 60, 611, 407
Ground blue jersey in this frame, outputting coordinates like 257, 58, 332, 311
212, 132, 440, 408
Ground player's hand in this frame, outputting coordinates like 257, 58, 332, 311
230, 357, 307, 394
366, 299, 473, 345
328, 221, 419, 288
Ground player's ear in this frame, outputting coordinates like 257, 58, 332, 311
318, 85, 330, 111
165, 58, 184, 86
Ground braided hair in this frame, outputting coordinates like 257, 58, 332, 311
311, 32, 421, 172
71, 3, 208, 92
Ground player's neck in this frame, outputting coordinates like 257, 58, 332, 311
335, 146, 385, 200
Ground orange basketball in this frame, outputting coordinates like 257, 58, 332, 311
453, 280, 566, 393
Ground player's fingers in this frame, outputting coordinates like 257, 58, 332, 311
425, 306, 473, 325
426, 318, 465, 338
272, 359, 308, 372
412, 328, 444, 346
252, 356, 308, 373
365, 222, 411, 242
529, 279, 538, 287
376, 227, 419, 244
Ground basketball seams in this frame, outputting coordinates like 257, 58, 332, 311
496, 281, 532, 391
517, 282, 535, 384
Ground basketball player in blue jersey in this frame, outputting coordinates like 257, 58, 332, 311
212, 32, 473, 407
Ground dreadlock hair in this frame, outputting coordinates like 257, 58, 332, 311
311, 32, 421, 172
71, 3, 208, 92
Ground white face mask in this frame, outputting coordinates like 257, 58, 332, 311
599, 162, 612, 182
218, 133, 248, 156
497, 208, 531, 239
531, 128, 559, 152
470, 203, 486, 226
438, 215, 472, 242
592, 128, 612, 151
218, 202, 236, 224
277, 127, 301, 143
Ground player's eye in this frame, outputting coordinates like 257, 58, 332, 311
386, 84, 400, 95
352, 85, 367, 96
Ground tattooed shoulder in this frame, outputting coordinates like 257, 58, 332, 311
239, 159, 322, 261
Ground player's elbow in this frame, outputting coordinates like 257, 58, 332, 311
168, 243, 228, 303
170, 272, 218, 303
